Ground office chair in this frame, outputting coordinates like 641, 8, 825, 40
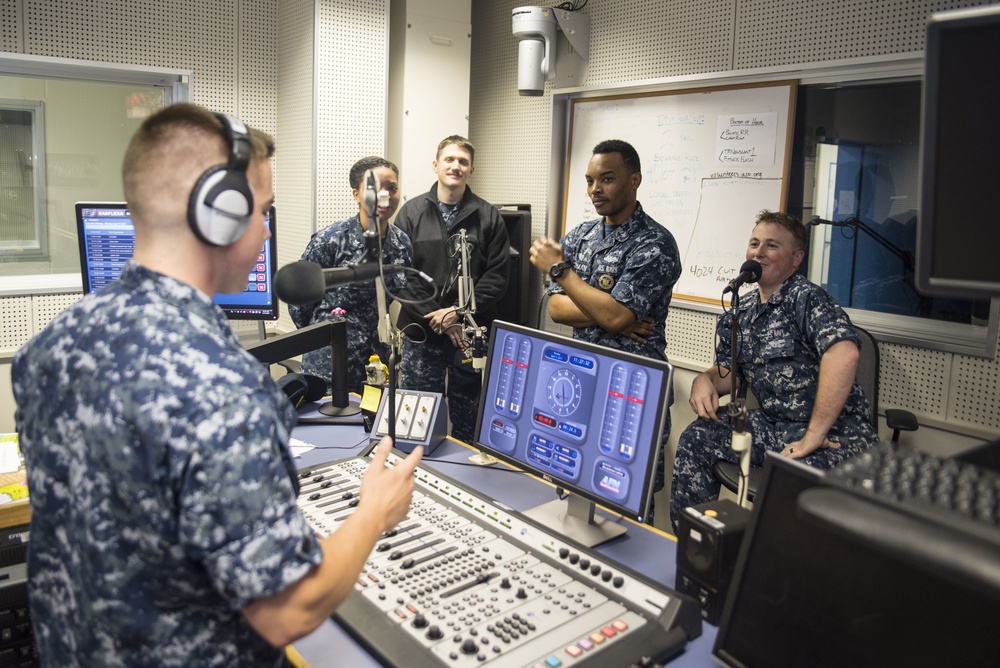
712, 325, 918, 501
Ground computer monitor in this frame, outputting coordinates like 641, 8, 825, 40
472, 320, 674, 547
714, 454, 1000, 667
916, 6, 1000, 299
75, 202, 279, 320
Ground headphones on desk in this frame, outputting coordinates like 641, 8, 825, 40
187, 113, 255, 246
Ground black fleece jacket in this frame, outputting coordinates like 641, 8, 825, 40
395, 182, 510, 342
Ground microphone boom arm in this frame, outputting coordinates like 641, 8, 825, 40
455, 229, 488, 371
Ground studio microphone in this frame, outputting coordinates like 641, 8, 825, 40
363, 169, 379, 223
275, 260, 405, 305
722, 260, 762, 294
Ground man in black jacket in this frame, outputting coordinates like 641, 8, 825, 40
394, 135, 510, 444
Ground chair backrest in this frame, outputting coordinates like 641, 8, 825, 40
853, 325, 880, 432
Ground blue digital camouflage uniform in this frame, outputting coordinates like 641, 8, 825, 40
12, 262, 322, 667
552, 202, 682, 496
670, 272, 878, 530
289, 215, 412, 393
551, 202, 681, 362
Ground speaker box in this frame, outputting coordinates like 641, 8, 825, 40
675, 499, 750, 625
496, 204, 532, 327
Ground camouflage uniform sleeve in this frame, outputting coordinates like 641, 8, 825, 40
609, 231, 681, 319
794, 281, 861, 357
177, 388, 322, 610
289, 227, 343, 328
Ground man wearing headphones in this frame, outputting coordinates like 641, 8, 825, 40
12, 103, 421, 666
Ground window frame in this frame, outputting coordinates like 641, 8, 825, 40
0, 52, 190, 291
0, 98, 47, 256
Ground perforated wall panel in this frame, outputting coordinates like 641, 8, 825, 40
665, 308, 718, 368
315, 0, 389, 231
276, 0, 316, 329
1, 0, 20, 52
0, 296, 32, 353
733, 0, 988, 69
241, 0, 278, 137
24, 0, 235, 110
32, 292, 79, 332
470, 0, 1000, 440
585, 0, 734, 84
951, 340, 1000, 431
879, 340, 950, 415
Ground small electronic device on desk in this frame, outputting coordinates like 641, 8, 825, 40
675, 499, 750, 625
0, 479, 34, 666
370, 389, 448, 454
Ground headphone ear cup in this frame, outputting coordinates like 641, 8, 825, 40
188, 166, 254, 246
301, 374, 329, 402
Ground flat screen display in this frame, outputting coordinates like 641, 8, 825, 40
714, 454, 1000, 667
916, 6, 1000, 299
473, 320, 673, 524
75, 202, 279, 320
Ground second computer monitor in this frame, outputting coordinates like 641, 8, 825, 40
75, 202, 279, 320
473, 320, 673, 546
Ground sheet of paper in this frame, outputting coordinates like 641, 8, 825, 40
289, 437, 316, 459
0, 435, 21, 474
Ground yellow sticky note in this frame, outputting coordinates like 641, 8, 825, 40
360, 385, 383, 413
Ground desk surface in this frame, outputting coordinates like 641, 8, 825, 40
290, 419, 720, 668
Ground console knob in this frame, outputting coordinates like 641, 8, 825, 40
516, 587, 527, 599
426, 625, 443, 640
461, 638, 479, 654
568, 553, 580, 565
500, 577, 511, 589
558, 547, 569, 559
412, 613, 428, 628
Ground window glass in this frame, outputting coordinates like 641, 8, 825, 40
0, 73, 167, 277
788, 79, 995, 356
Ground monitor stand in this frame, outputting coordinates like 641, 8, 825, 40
523, 492, 627, 548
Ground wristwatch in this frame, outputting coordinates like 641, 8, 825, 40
549, 261, 572, 281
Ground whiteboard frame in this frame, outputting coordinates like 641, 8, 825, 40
546, 53, 999, 357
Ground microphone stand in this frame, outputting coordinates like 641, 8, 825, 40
454, 229, 494, 465
806, 215, 916, 307
363, 172, 400, 444
455, 229, 489, 373
726, 287, 753, 509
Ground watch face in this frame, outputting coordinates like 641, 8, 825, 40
550, 262, 567, 279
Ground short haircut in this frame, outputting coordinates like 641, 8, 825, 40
349, 156, 399, 190
592, 139, 641, 173
755, 209, 808, 253
122, 103, 273, 222
436, 135, 475, 163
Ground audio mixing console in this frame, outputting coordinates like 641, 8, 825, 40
296, 449, 702, 667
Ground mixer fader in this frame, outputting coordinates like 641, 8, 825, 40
296, 449, 701, 667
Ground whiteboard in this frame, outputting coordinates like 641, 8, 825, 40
562, 82, 795, 304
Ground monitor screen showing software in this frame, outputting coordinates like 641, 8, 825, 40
473, 321, 673, 528
75, 202, 279, 320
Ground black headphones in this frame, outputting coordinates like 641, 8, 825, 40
187, 113, 255, 246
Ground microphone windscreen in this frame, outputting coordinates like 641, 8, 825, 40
275, 261, 326, 305
740, 259, 763, 282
